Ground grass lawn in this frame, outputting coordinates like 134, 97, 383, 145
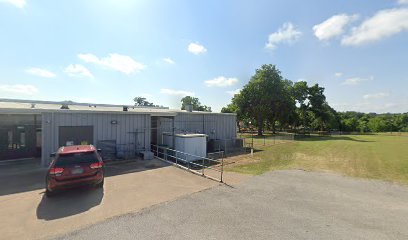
229, 134, 408, 184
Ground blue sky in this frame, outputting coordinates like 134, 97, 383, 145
0, 0, 407, 113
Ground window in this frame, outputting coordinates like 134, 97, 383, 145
55, 152, 99, 167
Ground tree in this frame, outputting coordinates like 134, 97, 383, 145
308, 84, 330, 131
133, 96, 155, 107
292, 81, 310, 132
181, 96, 212, 112
368, 117, 388, 132
234, 64, 291, 135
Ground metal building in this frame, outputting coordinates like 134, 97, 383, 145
0, 99, 237, 166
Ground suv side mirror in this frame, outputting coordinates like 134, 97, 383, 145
50, 153, 56, 157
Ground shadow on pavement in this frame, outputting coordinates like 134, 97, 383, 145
0, 158, 169, 196
36, 187, 104, 220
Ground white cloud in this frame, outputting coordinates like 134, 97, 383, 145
64, 64, 94, 78
398, 0, 408, 4
205, 76, 238, 87
78, 53, 146, 74
163, 57, 175, 64
160, 88, 194, 97
332, 101, 407, 113
341, 76, 373, 86
226, 89, 241, 96
187, 43, 207, 55
363, 92, 390, 100
0, 0, 26, 8
0, 84, 38, 95
265, 22, 302, 50
26, 67, 56, 78
313, 14, 358, 41
334, 72, 343, 77
342, 8, 408, 46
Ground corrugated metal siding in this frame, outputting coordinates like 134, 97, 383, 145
41, 112, 150, 166
157, 113, 236, 142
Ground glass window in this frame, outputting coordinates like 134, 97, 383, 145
20, 132, 26, 148
55, 152, 99, 167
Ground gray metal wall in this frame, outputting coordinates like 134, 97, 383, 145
41, 112, 150, 166
157, 113, 236, 144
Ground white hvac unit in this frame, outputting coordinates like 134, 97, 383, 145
162, 133, 207, 162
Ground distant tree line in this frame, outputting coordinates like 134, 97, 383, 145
221, 64, 408, 135
337, 112, 408, 133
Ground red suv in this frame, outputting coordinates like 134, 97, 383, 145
45, 145, 104, 197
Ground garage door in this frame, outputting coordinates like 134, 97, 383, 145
59, 126, 94, 147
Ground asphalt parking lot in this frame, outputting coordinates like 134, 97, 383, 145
58, 170, 408, 240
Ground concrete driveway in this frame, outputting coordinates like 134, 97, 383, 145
0, 159, 248, 240
57, 170, 408, 240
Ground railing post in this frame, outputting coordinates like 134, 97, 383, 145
202, 156, 205, 175
175, 151, 178, 165
187, 154, 190, 170
220, 151, 224, 183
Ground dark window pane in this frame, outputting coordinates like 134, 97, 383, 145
55, 152, 99, 167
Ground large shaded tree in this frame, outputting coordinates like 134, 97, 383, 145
234, 64, 292, 135
292, 81, 310, 132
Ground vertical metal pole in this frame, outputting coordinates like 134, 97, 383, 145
251, 130, 254, 149
220, 151, 224, 183
263, 135, 265, 146
202, 157, 205, 175
157, 145, 159, 158
187, 154, 190, 170
175, 151, 178, 165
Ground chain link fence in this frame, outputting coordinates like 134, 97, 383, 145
238, 132, 295, 150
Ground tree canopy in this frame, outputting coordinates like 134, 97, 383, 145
222, 64, 341, 135
181, 96, 212, 112
133, 96, 156, 107
233, 64, 294, 135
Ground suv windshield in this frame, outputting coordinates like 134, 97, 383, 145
55, 152, 99, 167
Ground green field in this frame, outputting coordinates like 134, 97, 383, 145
230, 134, 408, 184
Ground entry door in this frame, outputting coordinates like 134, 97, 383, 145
59, 126, 94, 147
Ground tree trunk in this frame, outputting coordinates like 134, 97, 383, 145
257, 114, 263, 136
272, 120, 276, 134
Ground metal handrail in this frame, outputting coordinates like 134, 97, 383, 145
151, 144, 224, 182
152, 144, 222, 163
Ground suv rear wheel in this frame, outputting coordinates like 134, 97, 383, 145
45, 189, 55, 198
95, 179, 104, 188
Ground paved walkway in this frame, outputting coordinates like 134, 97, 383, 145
58, 170, 408, 240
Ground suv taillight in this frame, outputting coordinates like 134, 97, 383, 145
49, 167, 64, 175
90, 162, 103, 169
